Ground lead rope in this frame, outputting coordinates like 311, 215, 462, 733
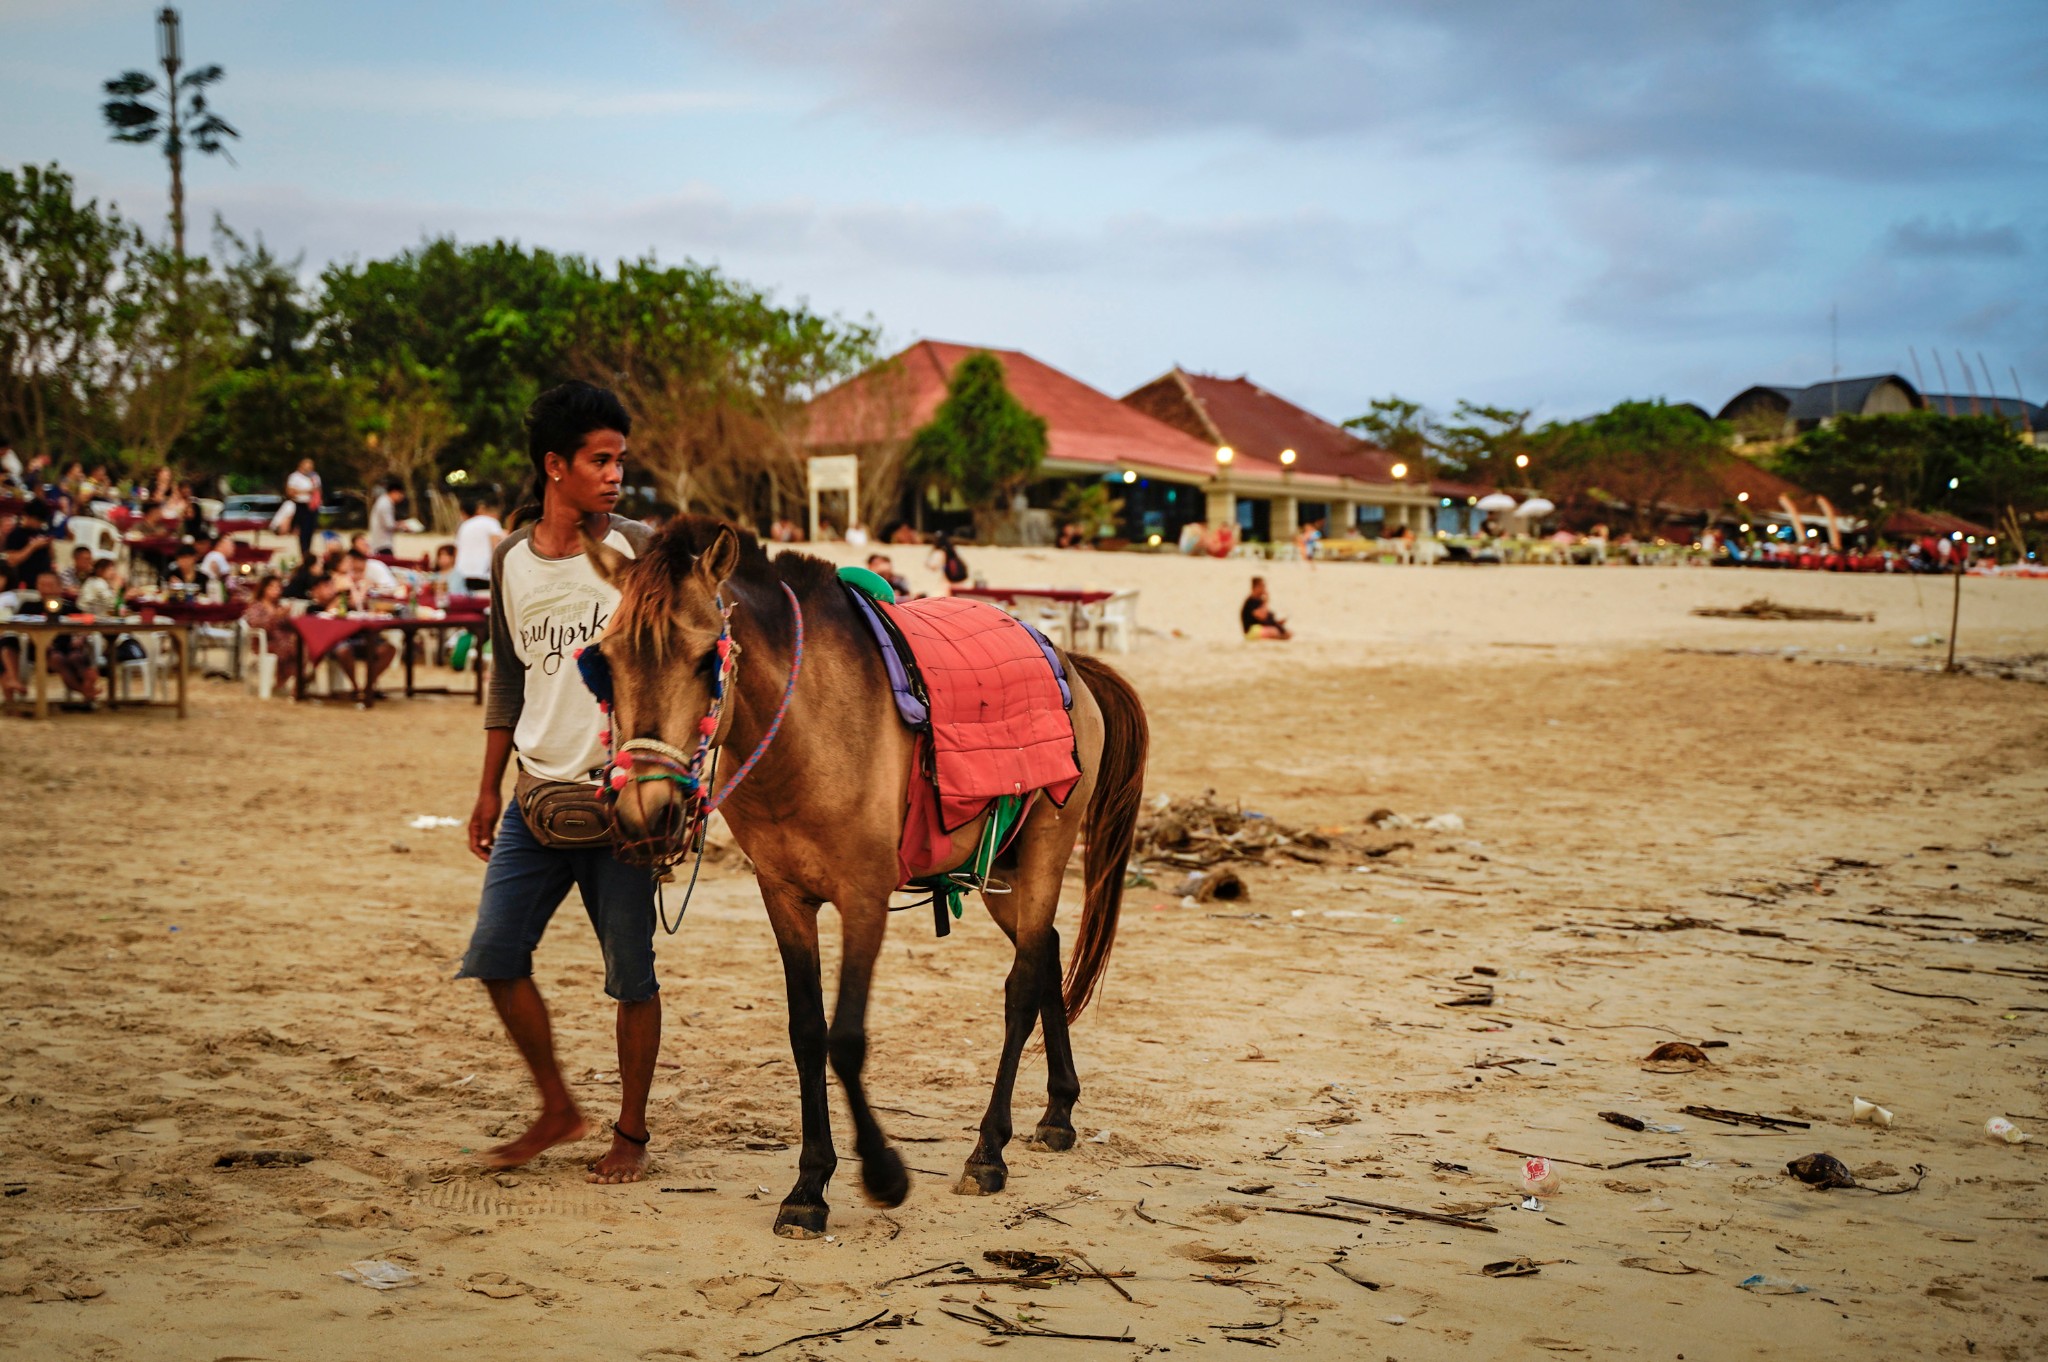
656, 746, 719, 935
644, 582, 803, 931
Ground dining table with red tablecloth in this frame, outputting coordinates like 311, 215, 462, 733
289, 609, 488, 705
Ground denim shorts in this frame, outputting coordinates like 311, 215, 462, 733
457, 800, 660, 1002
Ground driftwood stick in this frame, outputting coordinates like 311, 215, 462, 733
1872, 982, 1980, 1005
737, 1309, 893, 1358
1323, 1196, 1500, 1233
875, 1261, 967, 1288
1069, 1252, 1136, 1303
1259, 1204, 1377, 1227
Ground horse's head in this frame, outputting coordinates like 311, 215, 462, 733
586, 520, 743, 867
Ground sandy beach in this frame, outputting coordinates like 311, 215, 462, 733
4, 551, 2046, 1360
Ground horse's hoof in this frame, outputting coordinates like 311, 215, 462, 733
953, 1161, 1007, 1196
1029, 1123, 1076, 1153
773, 1202, 830, 1238
861, 1147, 910, 1208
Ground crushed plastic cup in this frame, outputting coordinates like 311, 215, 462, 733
1852, 1097, 1893, 1128
336, 1259, 420, 1290
1737, 1274, 1809, 1295
1986, 1117, 2031, 1145
1519, 1157, 1560, 1195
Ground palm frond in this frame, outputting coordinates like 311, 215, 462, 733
103, 70, 158, 97
189, 112, 240, 162
102, 98, 163, 141
179, 63, 226, 89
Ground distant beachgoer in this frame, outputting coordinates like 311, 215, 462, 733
60, 543, 94, 591
928, 533, 969, 593
845, 521, 870, 547
368, 482, 405, 555
1240, 575, 1291, 640
242, 575, 300, 689
3, 499, 56, 584
454, 498, 505, 592
286, 457, 322, 561
0, 563, 22, 702
1294, 517, 1323, 566
75, 558, 121, 618
865, 552, 913, 600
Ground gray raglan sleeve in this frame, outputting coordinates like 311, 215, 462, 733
484, 534, 526, 731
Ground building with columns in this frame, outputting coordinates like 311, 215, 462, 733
803, 340, 1342, 543
1121, 368, 1439, 541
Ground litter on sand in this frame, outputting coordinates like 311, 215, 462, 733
336, 1260, 420, 1290
1852, 1097, 1894, 1127
1985, 1117, 2031, 1145
407, 815, 462, 830
1737, 1274, 1809, 1295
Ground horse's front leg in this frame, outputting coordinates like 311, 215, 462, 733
762, 882, 836, 1238
827, 898, 908, 1208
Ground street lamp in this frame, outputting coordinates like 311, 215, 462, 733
1121, 470, 1136, 484
1514, 453, 1529, 469
1215, 445, 1234, 468
1737, 492, 1749, 502
1279, 448, 1296, 466
1390, 462, 1407, 479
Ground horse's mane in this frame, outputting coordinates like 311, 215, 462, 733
612, 514, 841, 659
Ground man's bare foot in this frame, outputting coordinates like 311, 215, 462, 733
476, 1107, 592, 1169
586, 1124, 651, 1184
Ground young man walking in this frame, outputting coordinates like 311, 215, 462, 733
459, 380, 659, 1183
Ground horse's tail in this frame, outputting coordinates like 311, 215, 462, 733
1061, 652, 1149, 1024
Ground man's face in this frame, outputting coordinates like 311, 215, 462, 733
73, 549, 92, 572
547, 429, 626, 515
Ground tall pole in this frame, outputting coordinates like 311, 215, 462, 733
1829, 304, 1840, 417
157, 6, 184, 258
1957, 349, 1980, 416
1944, 563, 1962, 674
1932, 350, 1956, 415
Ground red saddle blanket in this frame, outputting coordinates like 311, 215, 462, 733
876, 596, 1080, 883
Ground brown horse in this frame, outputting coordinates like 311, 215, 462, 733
585, 517, 1148, 1237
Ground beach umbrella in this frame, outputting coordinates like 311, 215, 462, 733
1514, 497, 1555, 519
1475, 492, 1518, 512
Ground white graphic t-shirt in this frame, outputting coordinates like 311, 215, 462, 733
485, 517, 651, 783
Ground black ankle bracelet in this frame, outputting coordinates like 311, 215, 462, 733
612, 1122, 650, 1146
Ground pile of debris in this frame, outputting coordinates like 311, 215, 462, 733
1132, 793, 1457, 885
1691, 598, 1873, 622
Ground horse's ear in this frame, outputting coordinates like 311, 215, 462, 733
583, 529, 632, 585
693, 525, 740, 587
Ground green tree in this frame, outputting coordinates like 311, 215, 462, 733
1774, 411, 2047, 549
101, 7, 238, 259
173, 366, 360, 487
1549, 400, 1731, 537
358, 358, 461, 529
575, 256, 878, 525
316, 238, 600, 484
905, 352, 1047, 535
1054, 481, 1125, 540
0, 163, 148, 459
1438, 401, 1538, 484
106, 243, 237, 467
1344, 396, 1439, 471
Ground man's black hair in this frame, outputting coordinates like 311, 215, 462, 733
521, 380, 629, 516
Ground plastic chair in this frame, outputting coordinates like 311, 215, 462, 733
1091, 590, 1139, 654
65, 516, 123, 561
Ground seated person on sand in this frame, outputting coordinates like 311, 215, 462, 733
1240, 575, 1291, 640
33, 572, 102, 704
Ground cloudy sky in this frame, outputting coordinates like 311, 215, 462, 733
5, 0, 2043, 423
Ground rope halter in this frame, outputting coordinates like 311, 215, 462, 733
586, 582, 805, 869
